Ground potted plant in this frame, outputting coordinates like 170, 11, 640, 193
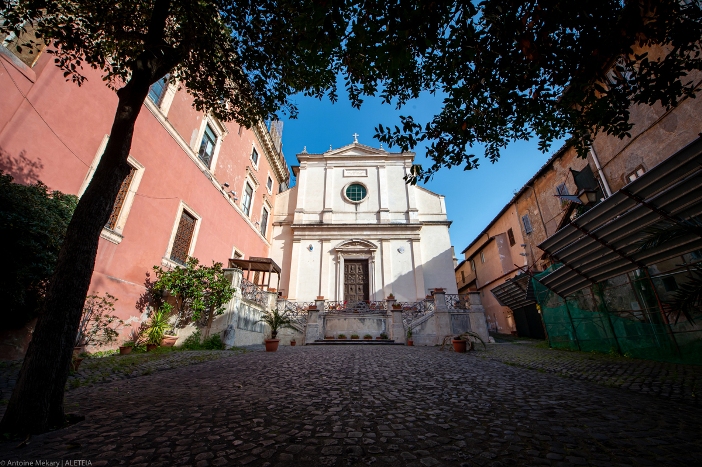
406, 328, 414, 346
145, 303, 172, 351
290, 338, 297, 346
363, 334, 372, 340
338, 334, 347, 339
325, 335, 334, 340
350, 334, 359, 339
378, 332, 388, 340
257, 307, 295, 352
387, 293, 395, 300
452, 335, 467, 353
454, 331, 486, 352
392, 303, 402, 310
71, 355, 85, 372
119, 340, 134, 355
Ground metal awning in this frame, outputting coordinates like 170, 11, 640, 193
491, 274, 535, 309
537, 137, 702, 297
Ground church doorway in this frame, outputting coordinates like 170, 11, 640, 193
344, 260, 369, 302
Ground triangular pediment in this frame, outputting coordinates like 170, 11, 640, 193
297, 142, 414, 160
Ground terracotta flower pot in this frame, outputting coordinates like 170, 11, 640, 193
146, 343, 158, 352
351, 336, 359, 340
325, 336, 334, 340
265, 339, 280, 352
364, 336, 372, 340
407, 339, 414, 346
71, 357, 84, 372
119, 346, 132, 355
290, 341, 297, 347
452, 339, 467, 353
161, 335, 178, 347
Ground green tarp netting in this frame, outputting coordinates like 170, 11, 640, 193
532, 265, 702, 365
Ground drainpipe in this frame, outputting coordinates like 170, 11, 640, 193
589, 146, 612, 197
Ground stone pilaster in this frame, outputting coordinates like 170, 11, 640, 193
433, 291, 452, 344
387, 299, 405, 343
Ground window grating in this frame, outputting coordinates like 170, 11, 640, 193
507, 228, 516, 246
522, 214, 533, 234
105, 166, 135, 231
170, 211, 196, 265
346, 183, 367, 201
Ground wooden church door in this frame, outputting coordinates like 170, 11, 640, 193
344, 260, 369, 302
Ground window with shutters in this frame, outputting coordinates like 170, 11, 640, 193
170, 211, 197, 265
105, 166, 136, 231
522, 214, 533, 234
251, 147, 259, 167
461, 271, 465, 283
480, 251, 486, 263
266, 175, 273, 194
507, 228, 516, 246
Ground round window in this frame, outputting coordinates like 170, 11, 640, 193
345, 183, 367, 202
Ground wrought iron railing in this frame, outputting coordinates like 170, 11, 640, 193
324, 300, 387, 314
399, 300, 435, 329
240, 278, 267, 307
446, 294, 471, 310
277, 300, 310, 330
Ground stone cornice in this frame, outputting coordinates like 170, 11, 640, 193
253, 121, 290, 186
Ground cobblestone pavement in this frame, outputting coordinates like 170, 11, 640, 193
0, 348, 251, 409
478, 341, 702, 406
1, 345, 701, 466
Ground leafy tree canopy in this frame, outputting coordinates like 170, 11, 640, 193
4, 1, 700, 183
0, 172, 77, 329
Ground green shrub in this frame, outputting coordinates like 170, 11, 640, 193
180, 330, 225, 350
0, 171, 77, 329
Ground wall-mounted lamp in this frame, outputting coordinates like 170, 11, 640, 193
223, 182, 230, 188
307, 244, 314, 251
577, 188, 598, 205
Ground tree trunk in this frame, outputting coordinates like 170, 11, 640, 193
0, 78, 151, 435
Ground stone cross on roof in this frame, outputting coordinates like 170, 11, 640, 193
352, 133, 359, 143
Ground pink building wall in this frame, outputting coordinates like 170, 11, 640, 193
0, 46, 289, 354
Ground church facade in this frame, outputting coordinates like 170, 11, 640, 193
270, 140, 458, 302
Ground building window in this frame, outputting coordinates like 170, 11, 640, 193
198, 124, 217, 168
507, 228, 516, 247
251, 147, 259, 167
556, 183, 569, 196
105, 166, 136, 231
627, 166, 646, 182
267, 175, 273, 194
522, 214, 533, 234
242, 182, 254, 216
3, 24, 45, 67
260, 207, 269, 237
170, 210, 197, 265
232, 247, 244, 259
480, 251, 486, 263
470, 260, 476, 271
345, 183, 368, 202
461, 271, 465, 283
238, 125, 243, 136
147, 75, 169, 106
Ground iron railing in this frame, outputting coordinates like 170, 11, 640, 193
240, 278, 267, 307
324, 300, 387, 314
446, 294, 471, 310
277, 300, 310, 330
399, 300, 435, 329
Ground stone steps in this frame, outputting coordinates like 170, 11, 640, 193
307, 339, 404, 345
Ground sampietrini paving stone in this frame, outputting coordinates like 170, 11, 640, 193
1, 345, 700, 466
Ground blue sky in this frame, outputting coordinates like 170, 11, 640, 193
279, 88, 562, 256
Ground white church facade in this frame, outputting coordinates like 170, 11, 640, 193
270, 140, 458, 302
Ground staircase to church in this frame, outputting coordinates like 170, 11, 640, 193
307, 339, 404, 345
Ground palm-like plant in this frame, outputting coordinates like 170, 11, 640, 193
636, 216, 702, 324
257, 308, 295, 339
146, 303, 173, 345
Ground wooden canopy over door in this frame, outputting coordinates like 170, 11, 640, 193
344, 260, 369, 302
